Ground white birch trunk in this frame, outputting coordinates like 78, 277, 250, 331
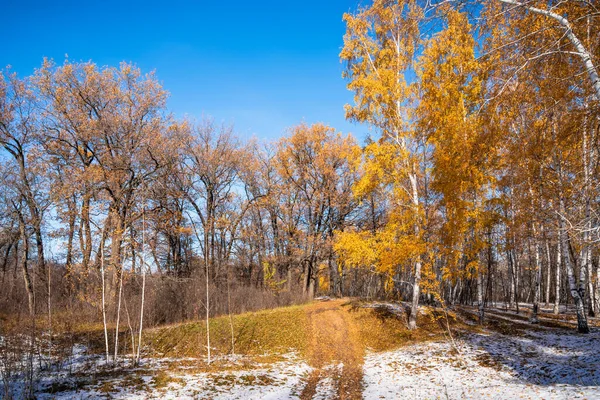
554, 240, 561, 315
588, 263, 596, 317
559, 196, 589, 333
205, 256, 211, 363
227, 263, 235, 355
544, 238, 551, 307
124, 295, 136, 363
47, 254, 52, 368
531, 224, 541, 323
582, 115, 594, 316
514, 249, 520, 313
100, 226, 110, 364
596, 256, 600, 317
408, 172, 421, 330
508, 247, 515, 309
136, 204, 147, 364
477, 268, 484, 325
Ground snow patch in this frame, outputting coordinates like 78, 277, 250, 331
363, 329, 600, 399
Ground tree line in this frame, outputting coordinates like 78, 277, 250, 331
1, 0, 599, 350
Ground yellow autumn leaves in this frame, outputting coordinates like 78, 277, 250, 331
335, 5, 491, 298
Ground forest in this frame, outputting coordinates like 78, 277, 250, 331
1, 0, 599, 399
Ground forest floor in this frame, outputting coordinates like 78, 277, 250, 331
3, 299, 600, 399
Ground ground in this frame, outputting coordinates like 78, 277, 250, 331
3, 300, 600, 399
300, 301, 364, 400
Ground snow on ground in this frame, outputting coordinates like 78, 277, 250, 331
363, 328, 600, 400
5, 321, 600, 399
312, 363, 342, 400
34, 353, 311, 399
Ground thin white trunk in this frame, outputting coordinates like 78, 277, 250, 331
186, 211, 212, 364
508, 247, 516, 308
559, 196, 589, 333
47, 249, 52, 366
596, 255, 600, 317
544, 238, 551, 307
554, 239, 561, 315
206, 255, 211, 363
124, 294, 136, 363
553, 119, 589, 332
514, 249, 520, 313
114, 267, 124, 365
582, 117, 593, 316
100, 226, 110, 364
531, 224, 541, 323
227, 263, 235, 355
136, 204, 147, 364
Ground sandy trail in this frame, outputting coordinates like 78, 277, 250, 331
300, 300, 364, 400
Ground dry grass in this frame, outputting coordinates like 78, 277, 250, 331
151, 370, 185, 389
145, 299, 477, 361
147, 303, 309, 358
2, 298, 482, 383
343, 300, 471, 352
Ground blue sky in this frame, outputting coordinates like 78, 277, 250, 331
1, 0, 372, 143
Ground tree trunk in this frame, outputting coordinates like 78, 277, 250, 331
328, 251, 338, 297
595, 256, 600, 318
408, 172, 422, 330
554, 240, 561, 315
110, 210, 124, 295
581, 115, 594, 317
303, 260, 313, 299
531, 224, 541, 323
508, 247, 516, 308
588, 263, 596, 317
477, 268, 484, 325
66, 197, 76, 270
559, 197, 589, 333
81, 193, 93, 270
114, 266, 124, 365
408, 259, 422, 330
544, 238, 552, 307
513, 248, 520, 314
18, 209, 34, 315
100, 225, 110, 364
136, 207, 147, 365
32, 219, 46, 289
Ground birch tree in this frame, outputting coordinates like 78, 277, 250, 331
341, 0, 426, 329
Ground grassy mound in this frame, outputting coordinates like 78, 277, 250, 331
342, 300, 469, 352
147, 303, 310, 358
147, 299, 469, 360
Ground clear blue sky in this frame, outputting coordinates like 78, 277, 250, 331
1, 0, 372, 143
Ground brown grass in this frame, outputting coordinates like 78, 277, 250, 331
344, 300, 472, 352
147, 303, 309, 358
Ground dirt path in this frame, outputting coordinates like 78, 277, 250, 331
300, 299, 364, 400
